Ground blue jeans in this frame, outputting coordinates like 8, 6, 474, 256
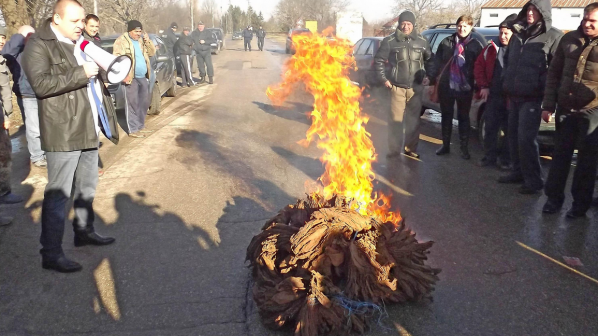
17, 97, 45, 163
508, 99, 544, 189
40, 149, 98, 260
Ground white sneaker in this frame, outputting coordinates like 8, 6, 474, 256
33, 159, 47, 168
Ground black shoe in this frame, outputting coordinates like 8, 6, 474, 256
0, 193, 24, 204
208, 76, 213, 84
461, 151, 471, 160
542, 200, 562, 214
566, 208, 586, 219
74, 232, 115, 247
198, 77, 205, 84
518, 185, 542, 195
404, 149, 420, 159
478, 157, 496, 167
42, 256, 82, 273
436, 145, 450, 155
498, 173, 524, 184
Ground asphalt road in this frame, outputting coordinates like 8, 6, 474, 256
0, 36, 597, 336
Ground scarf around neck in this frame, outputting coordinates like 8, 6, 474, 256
449, 34, 473, 93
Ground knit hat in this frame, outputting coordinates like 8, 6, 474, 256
499, 14, 517, 29
398, 11, 416, 26
0, 26, 6, 36
198, 21, 204, 26
170, 22, 178, 29
183, 27, 190, 32
128, 20, 143, 32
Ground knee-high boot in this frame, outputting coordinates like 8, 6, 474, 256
436, 112, 452, 155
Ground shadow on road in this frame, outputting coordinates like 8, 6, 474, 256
252, 101, 312, 125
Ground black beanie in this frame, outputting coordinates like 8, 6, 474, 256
499, 14, 517, 29
170, 22, 178, 29
398, 11, 416, 26
128, 20, 143, 32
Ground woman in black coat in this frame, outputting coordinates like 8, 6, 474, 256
431, 15, 483, 159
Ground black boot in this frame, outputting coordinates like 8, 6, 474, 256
198, 76, 205, 84
460, 134, 471, 160
208, 76, 213, 84
75, 230, 115, 247
42, 256, 82, 273
436, 114, 452, 155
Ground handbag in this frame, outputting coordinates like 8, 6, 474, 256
430, 59, 452, 104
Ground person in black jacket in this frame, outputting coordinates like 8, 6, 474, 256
163, 22, 178, 56
243, 26, 253, 51
431, 15, 483, 160
191, 21, 215, 84
374, 11, 432, 159
498, 0, 563, 194
256, 26, 266, 51
82, 14, 101, 47
175, 27, 195, 87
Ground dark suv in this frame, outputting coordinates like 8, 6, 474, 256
207, 28, 225, 54
420, 24, 555, 146
101, 34, 177, 121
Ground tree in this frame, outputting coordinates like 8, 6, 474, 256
274, 0, 348, 32
459, 0, 486, 23
394, 0, 444, 30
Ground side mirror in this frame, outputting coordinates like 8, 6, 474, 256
156, 55, 170, 62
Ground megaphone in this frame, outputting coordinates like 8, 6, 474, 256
80, 40, 132, 84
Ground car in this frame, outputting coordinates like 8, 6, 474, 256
420, 24, 555, 146
232, 31, 243, 40
206, 28, 225, 53
349, 37, 384, 88
101, 34, 177, 124
286, 28, 311, 54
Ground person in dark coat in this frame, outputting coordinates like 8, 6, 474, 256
22, 0, 120, 273
163, 22, 178, 56
431, 15, 484, 160
2, 24, 47, 168
498, 0, 563, 194
541, 3, 598, 218
82, 13, 101, 47
191, 21, 215, 84
374, 11, 432, 159
243, 26, 254, 51
256, 26, 266, 51
475, 14, 517, 169
175, 27, 195, 87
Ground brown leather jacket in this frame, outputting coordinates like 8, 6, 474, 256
543, 27, 598, 112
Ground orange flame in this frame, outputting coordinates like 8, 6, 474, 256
267, 27, 401, 225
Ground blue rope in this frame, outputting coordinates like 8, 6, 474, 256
332, 294, 391, 330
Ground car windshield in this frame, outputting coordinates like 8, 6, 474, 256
101, 39, 116, 53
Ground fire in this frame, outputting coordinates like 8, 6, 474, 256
267, 27, 401, 225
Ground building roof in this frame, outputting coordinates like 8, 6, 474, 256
482, 0, 594, 8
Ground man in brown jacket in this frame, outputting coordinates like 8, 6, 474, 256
541, 2, 598, 218
113, 20, 155, 138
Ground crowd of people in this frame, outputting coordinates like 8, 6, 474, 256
376, 0, 598, 219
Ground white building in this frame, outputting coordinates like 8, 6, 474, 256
480, 0, 594, 31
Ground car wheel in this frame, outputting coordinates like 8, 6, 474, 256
165, 75, 176, 97
148, 84, 162, 115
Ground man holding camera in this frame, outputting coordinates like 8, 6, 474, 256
23, 0, 120, 273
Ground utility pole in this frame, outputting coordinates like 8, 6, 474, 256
191, 0, 194, 29
93, 0, 97, 15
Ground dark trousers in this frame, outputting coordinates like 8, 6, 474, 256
483, 94, 510, 164
258, 37, 264, 51
41, 149, 98, 260
196, 50, 214, 77
438, 92, 472, 146
180, 55, 195, 86
508, 99, 543, 189
389, 85, 423, 153
125, 78, 150, 134
545, 111, 598, 212
244, 38, 252, 51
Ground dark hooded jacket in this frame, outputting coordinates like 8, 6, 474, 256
175, 33, 194, 56
374, 30, 432, 88
22, 19, 119, 151
164, 27, 178, 55
1, 34, 35, 97
502, 0, 563, 99
543, 26, 598, 112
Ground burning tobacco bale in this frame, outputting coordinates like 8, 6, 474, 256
246, 194, 440, 336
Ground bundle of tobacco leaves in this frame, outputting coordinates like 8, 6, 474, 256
246, 194, 440, 336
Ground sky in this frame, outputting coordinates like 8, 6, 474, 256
225, 0, 396, 23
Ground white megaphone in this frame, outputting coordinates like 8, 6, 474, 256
79, 40, 132, 84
